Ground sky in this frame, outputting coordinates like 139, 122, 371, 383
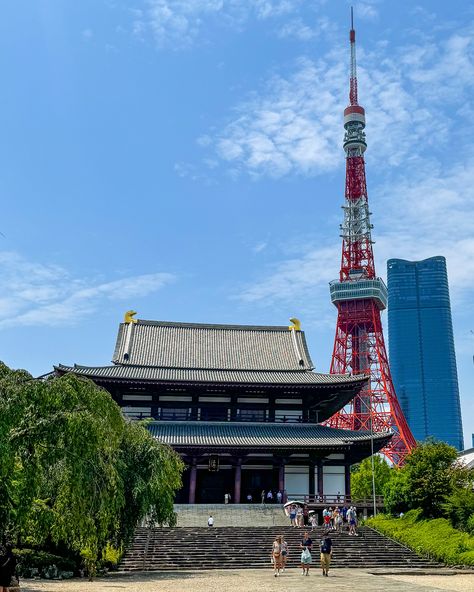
0, 0, 473, 447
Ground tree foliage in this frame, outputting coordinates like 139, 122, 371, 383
0, 361, 183, 567
383, 440, 472, 519
351, 456, 392, 501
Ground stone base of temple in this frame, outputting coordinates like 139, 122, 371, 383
172, 503, 288, 527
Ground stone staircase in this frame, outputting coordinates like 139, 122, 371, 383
120, 525, 438, 571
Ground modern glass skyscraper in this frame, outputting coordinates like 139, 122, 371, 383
387, 256, 464, 450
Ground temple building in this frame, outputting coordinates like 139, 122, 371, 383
55, 314, 391, 503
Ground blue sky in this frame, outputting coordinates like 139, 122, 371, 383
0, 0, 473, 447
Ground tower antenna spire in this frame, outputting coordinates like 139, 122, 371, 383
349, 7, 358, 105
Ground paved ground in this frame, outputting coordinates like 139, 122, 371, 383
20, 569, 474, 592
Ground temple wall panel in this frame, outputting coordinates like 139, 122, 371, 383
285, 465, 309, 495
323, 465, 345, 495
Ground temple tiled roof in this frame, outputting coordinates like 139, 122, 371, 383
112, 320, 314, 370
55, 363, 367, 387
147, 421, 392, 449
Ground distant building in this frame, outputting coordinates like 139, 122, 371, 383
387, 256, 463, 450
459, 448, 474, 469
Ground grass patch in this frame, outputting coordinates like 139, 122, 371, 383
367, 509, 474, 566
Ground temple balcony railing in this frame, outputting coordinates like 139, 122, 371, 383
123, 411, 310, 423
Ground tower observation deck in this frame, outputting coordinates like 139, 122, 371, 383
324, 10, 416, 466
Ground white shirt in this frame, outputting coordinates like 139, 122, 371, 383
208, 517, 214, 526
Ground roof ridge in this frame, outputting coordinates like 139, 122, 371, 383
132, 319, 296, 332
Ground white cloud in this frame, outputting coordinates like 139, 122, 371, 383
235, 155, 474, 309
357, 1, 379, 22
198, 22, 474, 177
0, 252, 175, 329
133, 0, 303, 48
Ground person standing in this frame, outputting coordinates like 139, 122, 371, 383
267, 490, 273, 503
207, 515, 214, 527
334, 508, 343, 534
323, 508, 331, 533
300, 531, 313, 576
303, 504, 309, 526
320, 533, 333, 577
296, 506, 304, 527
224, 492, 230, 504
261, 490, 266, 505
0, 544, 16, 592
271, 535, 282, 577
276, 490, 283, 504
351, 507, 359, 536
289, 505, 297, 527
246, 493, 253, 503
342, 504, 348, 527
280, 537, 289, 571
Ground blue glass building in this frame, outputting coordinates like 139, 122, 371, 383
387, 256, 464, 450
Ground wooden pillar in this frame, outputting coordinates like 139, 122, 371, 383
316, 460, 324, 499
188, 458, 197, 504
345, 461, 351, 497
234, 458, 242, 504
309, 461, 315, 497
278, 461, 285, 494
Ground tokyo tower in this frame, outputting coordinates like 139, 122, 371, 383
325, 10, 416, 465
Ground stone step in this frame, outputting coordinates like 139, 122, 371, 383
119, 526, 438, 572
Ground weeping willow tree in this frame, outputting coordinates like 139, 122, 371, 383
0, 362, 183, 566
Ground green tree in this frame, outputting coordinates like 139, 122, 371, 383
403, 440, 461, 518
0, 362, 183, 569
442, 487, 474, 531
383, 468, 411, 515
382, 440, 470, 519
351, 456, 392, 500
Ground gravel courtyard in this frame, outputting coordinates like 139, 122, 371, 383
20, 569, 474, 592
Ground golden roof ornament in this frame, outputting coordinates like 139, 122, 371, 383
289, 318, 301, 331
124, 310, 138, 324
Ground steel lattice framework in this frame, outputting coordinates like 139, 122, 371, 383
325, 11, 416, 466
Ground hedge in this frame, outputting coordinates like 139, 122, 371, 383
367, 509, 474, 566
15, 549, 76, 575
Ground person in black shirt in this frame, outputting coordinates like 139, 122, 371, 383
320, 533, 333, 577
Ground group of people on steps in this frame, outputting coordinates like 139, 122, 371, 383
271, 531, 333, 577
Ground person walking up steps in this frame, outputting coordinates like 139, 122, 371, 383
207, 515, 214, 527
300, 531, 313, 576
271, 535, 282, 577
320, 532, 333, 577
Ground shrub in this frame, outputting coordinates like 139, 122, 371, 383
443, 488, 474, 531
468, 514, 474, 536
367, 510, 474, 566
101, 543, 122, 569
15, 548, 76, 576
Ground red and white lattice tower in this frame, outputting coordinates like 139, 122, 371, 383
325, 10, 416, 466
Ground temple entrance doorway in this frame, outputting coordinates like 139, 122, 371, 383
196, 468, 234, 503
241, 467, 278, 502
